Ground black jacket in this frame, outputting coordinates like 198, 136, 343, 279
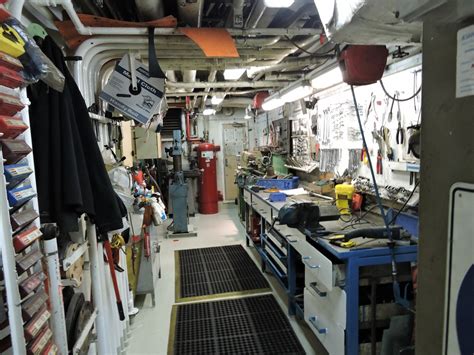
28, 37, 124, 233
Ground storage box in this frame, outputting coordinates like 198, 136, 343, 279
256, 176, 299, 190
269, 192, 287, 202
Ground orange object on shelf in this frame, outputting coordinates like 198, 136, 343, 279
179, 28, 239, 58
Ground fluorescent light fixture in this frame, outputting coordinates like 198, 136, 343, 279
310, 67, 343, 91
223, 68, 246, 80
211, 95, 225, 105
262, 96, 284, 111
264, 0, 294, 8
280, 83, 314, 103
203, 108, 216, 116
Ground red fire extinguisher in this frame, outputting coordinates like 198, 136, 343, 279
194, 143, 221, 215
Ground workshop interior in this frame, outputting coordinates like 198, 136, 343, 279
0, 0, 472, 354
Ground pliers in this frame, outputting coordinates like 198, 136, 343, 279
376, 150, 383, 174
396, 122, 404, 144
396, 99, 404, 144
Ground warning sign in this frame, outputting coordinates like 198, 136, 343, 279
100, 55, 165, 124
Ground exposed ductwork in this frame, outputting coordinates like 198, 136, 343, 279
135, 0, 164, 21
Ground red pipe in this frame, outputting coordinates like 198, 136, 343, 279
185, 96, 191, 141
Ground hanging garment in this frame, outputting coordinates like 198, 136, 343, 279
28, 36, 124, 233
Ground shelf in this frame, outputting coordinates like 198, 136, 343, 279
284, 163, 319, 173
388, 161, 420, 173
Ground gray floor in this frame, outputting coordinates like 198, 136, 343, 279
126, 203, 320, 355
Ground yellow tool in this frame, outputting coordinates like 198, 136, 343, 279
0, 24, 25, 58
330, 239, 357, 248
335, 183, 355, 215
111, 234, 126, 249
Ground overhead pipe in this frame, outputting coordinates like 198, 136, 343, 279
166, 89, 262, 97
167, 80, 291, 89
27, 1, 322, 37
200, 70, 217, 111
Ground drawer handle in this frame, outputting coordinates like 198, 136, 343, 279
310, 282, 327, 297
308, 316, 328, 334
302, 256, 320, 269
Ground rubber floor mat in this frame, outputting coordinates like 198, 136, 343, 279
168, 294, 306, 355
175, 245, 270, 302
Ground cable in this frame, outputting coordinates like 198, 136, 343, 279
351, 85, 412, 311
379, 80, 422, 102
284, 36, 337, 57
388, 180, 420, 225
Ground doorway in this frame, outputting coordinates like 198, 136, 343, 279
223, 123, 246, 201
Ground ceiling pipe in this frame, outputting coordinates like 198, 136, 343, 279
200, 70, 217, 111
221, 98, 254, 108
167, 81, 291, 89
166, 89, 262, 97
28, 1, 322, 37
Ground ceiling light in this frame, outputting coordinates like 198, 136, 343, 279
280, 83, 314, 103
262, 96, 284, 111
310, 67, 343, 91
211, 95, 225, 105
203, 108, 216, 116
264, 0, 294, 8
224, 68, 246, 80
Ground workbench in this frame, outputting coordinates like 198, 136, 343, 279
243, 187, 418, 355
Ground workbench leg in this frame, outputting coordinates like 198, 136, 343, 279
346, 258, 360, 355
287, 246, 297, 316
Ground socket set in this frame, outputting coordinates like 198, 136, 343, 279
13, 226, 42, 253
19, 271, 46, 298
4, 163, 32, 187
27, 325, 52, 355
1, 138, 31, 164
7, 184, 36, 207
0, 115, 28, 138
24, 307, 51, 342
16, 249, 43, 274
10, 207, 39, 231
22, 288, 49, 321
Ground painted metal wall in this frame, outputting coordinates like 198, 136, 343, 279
416, 18, 474, 354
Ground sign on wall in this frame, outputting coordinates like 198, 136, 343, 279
456, 24, 474, 98
443, 182, 474, 355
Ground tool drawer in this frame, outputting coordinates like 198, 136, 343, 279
305, 280, 347, 329
304, 288, 345, 355
300, 242, 340, 292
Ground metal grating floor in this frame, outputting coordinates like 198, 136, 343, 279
176, 245, 270, 301
170, 294, 306, 355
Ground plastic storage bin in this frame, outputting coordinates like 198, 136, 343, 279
256, 176, 299, 190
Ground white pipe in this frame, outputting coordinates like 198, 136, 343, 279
28, 0, 321, 37
43, 237, 69, 354
8, 0, 25, 18
167, 80, 291, 89
88, 222, 110, 354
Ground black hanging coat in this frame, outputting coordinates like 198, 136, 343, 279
28, 36, 124, 233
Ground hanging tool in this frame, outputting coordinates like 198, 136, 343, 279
376, 150, 383, 175
364, 93, 378, 125
387, 92, 396, 122
396, 99, 404, 145
98, 233, 125, 321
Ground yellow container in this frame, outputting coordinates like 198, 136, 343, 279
0, 24, 25, 58
335, 184, 355, 214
